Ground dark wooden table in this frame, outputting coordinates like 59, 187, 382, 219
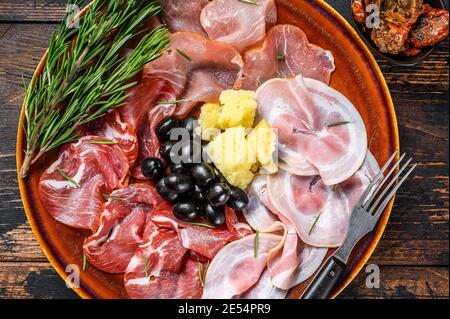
0, 0, 448, 299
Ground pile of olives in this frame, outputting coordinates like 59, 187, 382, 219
141, 116, 249, 226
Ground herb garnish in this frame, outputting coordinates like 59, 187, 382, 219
254, 230, 260, 258
56, 167, 80, 188
278, 158, 288, 166
82, 253, 87, 272
20, 0, 170, 178
326, 120, 353, 128
176, 49, 192, 62
185, 221, 216, 229
90, 140, 118, 145
157, 99, 187, 105
198, 261, 210, 287
239, 0, 259, 4
308, 212, 322, 236
277, 54, 286, 61
144, 254, 149, 278
103, 194, 125, 201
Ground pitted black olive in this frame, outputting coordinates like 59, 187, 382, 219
202, 203, 225, 226
156, 116, 181, 141
191, 184, 205, 203
213, 167, 228, 184
227, 186, 249, 211
183, 116, 198, 137
141, 157, 165, 181
191, 163, 216, 187
165, 173, 194, 194
173, 202, 199, 222
171, 162, 188, 174
156, 178, 178, 202
206, 182, 231, 207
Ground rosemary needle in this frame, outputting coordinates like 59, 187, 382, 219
254, 230, 260, 258
56, 167, 80, 188
326, 120, 353, 128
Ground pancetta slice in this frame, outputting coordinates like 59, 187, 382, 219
160, 0, 209, 35
267, 152, 380, 247
236, 24, 335, 90
124, 221, 203, 299
245, 176, 327, 290
200, 0, 277, 52
79, 110, 138, 166
83, 184, 163, 273
143, 32, 243, 118
150, 202, 251, 260
256, 75, 368, 185
202, 233, 282, 299
39, 136, 128, 230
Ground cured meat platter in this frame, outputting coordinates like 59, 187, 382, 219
17, 0, 399, 299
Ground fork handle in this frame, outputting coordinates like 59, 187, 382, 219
301, 256, 346, 299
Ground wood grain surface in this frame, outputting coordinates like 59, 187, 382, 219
0, 0, 448, 299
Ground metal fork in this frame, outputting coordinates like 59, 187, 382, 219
302, 151, 417, 299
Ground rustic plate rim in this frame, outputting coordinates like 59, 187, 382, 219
16, 0, 399, 300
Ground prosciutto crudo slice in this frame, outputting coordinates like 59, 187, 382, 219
256, 75, 368, 185
237, 269, 288, 299
143, 31, 243, 118
83, 184, 163, 273
79, 110, 138, 166
267, 152, 380, 247
124, 221, 203, 299
159, 0, 209, 35
245, 176, 327, 290
39, 136, 128, 230
200, 0, 277, 52
202, 233, 282, 299
150, 202, 252, 260
236, 24, 335, 90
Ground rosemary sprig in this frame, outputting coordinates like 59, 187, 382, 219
185, 221, 216, 229
326, 120, 353, 128
20, 0, 170, 178
254, 230, 260, 258
56, 167, 80, 188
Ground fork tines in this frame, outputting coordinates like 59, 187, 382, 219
360, 151, 417, 216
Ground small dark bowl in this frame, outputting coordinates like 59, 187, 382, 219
335, 0, 447, 66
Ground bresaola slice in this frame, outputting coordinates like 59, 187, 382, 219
200, 0, 277, 52
160, 0, 209, 35
83, 184, 163, 273
39, 136, 129, 230
256, 75, 368, 185
267, 152, 380, 247
236, 24, 335, 90
143, 31, 243, 118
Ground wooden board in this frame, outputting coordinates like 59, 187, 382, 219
0, 1, 448, 299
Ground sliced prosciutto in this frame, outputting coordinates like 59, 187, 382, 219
200, 0, 277, 52
202, 233, 282, 299
267, 152, 380, 247
160, 0, 209, 35
143, 31, 243, 118
150, 202, 252, 260
245, 176, 327, 290
78, 110, 138, 166
124, 221, 202, 299
39, 136, 128, 230
236, 24, 335, 90
256, 75, 368, 185
83, 184, 163, 273
237, 269, 287, 299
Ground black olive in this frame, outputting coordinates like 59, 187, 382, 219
156, 178, 179, 202
159, 141, 175, 161
213, 167, 228, 184
191, 163, 216, 187
227, 186, 249, 211
141, 157, 165, 180
171, 162, 188, 174
173, 202, 199, 222
190, 184, 205, 203
202, 203, 225, 226
205, 182, 231, 207
183, 116, 198, 137
156, 116, 181, 142
165, 173, 194, 194
169, 140, 202, 165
